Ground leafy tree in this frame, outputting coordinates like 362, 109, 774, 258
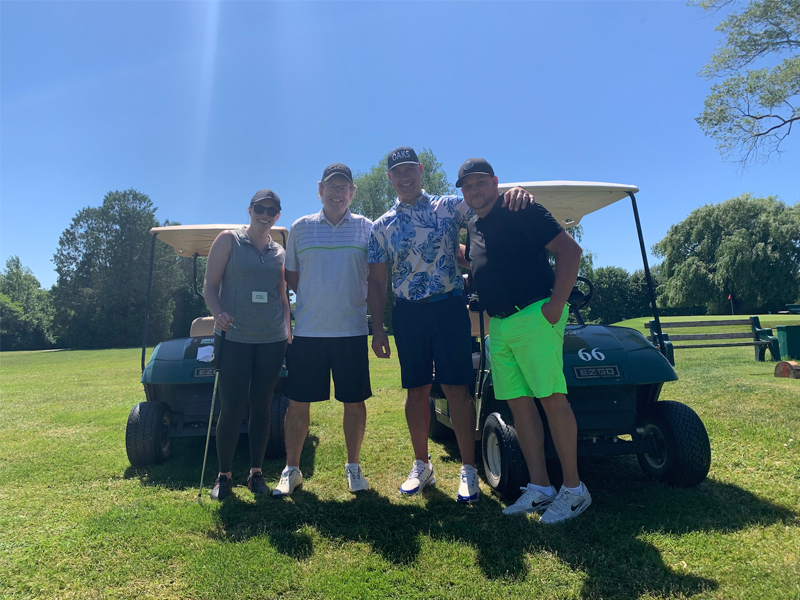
695, 0, 800, 164
0, 256, 55, 350
52, 189, 181, 348
579, 266, 656, 324
653, 193, 800, 313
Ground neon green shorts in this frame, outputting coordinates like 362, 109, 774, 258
489, 298, 568, 400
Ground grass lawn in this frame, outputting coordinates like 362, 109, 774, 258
1, 316, 798, 599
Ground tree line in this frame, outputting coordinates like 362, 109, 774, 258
3, 153, 798, 352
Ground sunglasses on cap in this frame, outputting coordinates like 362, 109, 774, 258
251, 205, 279, 217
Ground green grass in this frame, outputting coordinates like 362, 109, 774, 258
1, 318, 799, 599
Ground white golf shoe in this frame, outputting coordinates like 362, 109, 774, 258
345, 463, 370, 493
457, 464, 480, 503
272, 467, 303, 496
400, 458, 435, 495
540, 484, 592, 524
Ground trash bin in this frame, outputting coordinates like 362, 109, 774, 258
777, 325, 800, 359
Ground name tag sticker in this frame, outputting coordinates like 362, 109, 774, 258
252, 291, 268, 303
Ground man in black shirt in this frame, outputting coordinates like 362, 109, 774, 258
460, 158, 591, 524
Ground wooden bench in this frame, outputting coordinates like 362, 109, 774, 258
645, 317, 781, 366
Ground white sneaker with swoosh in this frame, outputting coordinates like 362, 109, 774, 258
540, 484, 592, 524
502, 485, 554, 515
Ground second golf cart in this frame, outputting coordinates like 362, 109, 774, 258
428, 182, 712, 496
126, 224, 290, 467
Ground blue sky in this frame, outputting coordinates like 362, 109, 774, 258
2, 1, 797, 289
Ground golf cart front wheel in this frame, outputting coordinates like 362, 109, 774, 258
636, 401, 710, 488
481, 412, 528, 497
126, 401, 172, 467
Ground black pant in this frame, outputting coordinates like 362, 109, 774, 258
214, 335, 287, 473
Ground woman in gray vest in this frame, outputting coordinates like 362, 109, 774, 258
203, 189, 291, 500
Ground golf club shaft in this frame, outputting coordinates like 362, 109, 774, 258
197, 328, 226, 500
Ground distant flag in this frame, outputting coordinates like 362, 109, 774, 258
728, 294, 732, 299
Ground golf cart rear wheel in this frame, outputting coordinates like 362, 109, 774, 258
481, 412, 528, 497
428, 393, 453, 440
126, 401, 172, 467
636, 401, 710, 488
264, 393, 289, 459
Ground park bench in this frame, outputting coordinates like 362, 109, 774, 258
645, 317, 780, 366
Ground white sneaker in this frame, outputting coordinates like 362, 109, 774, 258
502, 485, 555, 515
399, 458, 435, 495
345, 463, 370, 493
540, 484, 592, 524
457, 464, 480, 503
272, 467, 303, 496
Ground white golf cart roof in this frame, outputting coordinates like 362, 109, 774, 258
149, 224, 289, 257
497, 181, 639, 228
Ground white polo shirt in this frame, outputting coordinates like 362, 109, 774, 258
285, 208, 373, 337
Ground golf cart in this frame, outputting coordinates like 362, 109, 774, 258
126, 224, 290, 467
429, 182, 711, 496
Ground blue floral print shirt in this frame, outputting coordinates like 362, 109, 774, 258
368, 191, 473, 301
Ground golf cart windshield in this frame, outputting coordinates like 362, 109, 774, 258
496, 181, 639, 229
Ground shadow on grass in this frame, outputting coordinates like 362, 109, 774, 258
206, 454, 794, 600
123, 434, 320, 491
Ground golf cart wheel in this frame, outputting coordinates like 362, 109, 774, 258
481, 412, 528, 497
428, 393, 453, 440
126, 401, 172, 467
636, 401, 710, 488
265, 393, 289, 459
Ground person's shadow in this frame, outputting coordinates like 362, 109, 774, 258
123, 432, 320, 492
205, 453, 794, 599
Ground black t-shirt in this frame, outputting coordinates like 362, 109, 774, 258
465, 195, 564, 317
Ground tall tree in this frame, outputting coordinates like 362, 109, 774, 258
695, 0, 800, 164
0, 256, 55, 350
653, 193, 800, 313
52, 189, 181, 348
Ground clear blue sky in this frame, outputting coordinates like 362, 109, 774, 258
2, 1, 797, 289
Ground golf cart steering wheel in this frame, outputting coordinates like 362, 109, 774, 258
569, 276, 594, 310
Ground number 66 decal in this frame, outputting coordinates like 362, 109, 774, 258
578, 348, 605, 361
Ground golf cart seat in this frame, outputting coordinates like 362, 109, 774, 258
190, 317, 215, 337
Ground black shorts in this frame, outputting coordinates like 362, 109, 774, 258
283, 336, 372, 403
392, 296, 474, 389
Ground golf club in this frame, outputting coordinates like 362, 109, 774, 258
196, 328, 226, 502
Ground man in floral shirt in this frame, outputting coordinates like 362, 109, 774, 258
368, 146, 531, 503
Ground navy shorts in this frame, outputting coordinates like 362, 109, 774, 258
283, 336, 372, 403
392, 296, 474, 389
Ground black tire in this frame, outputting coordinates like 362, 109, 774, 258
481, 412, 528, 497
428, 393, 454, 440
637, 401, 711, 488
265, 393, 289, 459
126, 401, 172, 467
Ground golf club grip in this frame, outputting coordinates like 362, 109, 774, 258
216, 329, 226, 371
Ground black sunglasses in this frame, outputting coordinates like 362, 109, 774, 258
252, 205, 279, 217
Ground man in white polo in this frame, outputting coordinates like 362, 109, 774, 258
274, 163, 374, 496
